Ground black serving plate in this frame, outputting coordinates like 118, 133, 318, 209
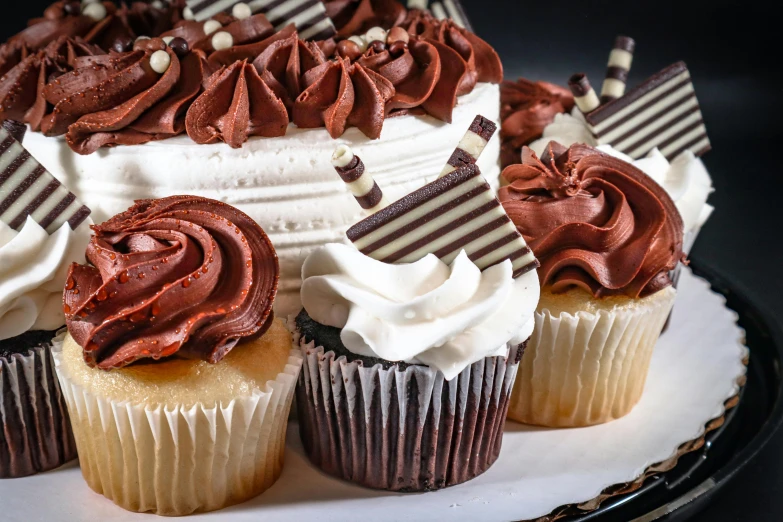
552, 262, 783, 522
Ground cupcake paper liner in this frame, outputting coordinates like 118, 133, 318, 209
0, 343, 76, 478
51, 334, 304, 516
509, 288, 676, 427
295, 334, 523, 492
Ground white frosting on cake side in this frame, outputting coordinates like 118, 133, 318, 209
23, 83, 501, 316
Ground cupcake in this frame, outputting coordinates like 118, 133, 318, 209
295, 136, 540, 491
52, 196, 303, 515
0, 119, 91, 478
499, 143, 684, 427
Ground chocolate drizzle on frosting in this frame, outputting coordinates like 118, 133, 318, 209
64, 196, 279, 370
498, 143, 684, 298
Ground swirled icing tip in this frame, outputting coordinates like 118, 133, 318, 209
0, 121, 91, 234
439, 114, 497, 177
184, 0, 337, 40
346, 161, 539, 279
332, 145, 390, 214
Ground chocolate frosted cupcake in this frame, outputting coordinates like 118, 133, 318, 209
52, 196, 303, 515
499, 143, 684, 427
0, 120, 91, 478
295, 133, 540, 491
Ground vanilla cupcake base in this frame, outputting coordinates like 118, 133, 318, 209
509, 287, 676, 427
52, 319, 303, 516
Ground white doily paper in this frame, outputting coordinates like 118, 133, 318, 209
0, 268, 747, 522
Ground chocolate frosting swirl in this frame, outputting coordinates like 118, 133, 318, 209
326, 0, 407, 37
498, 143, 684, 298
500, 78, 574, 169
64, 195, 279, 370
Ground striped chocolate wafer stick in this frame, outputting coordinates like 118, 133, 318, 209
430, 2, 448, 20
569, 73, 601, 114
332, 145, 389, 214
407, 0, 429, 9
600, 36, 636, 104
439, 115, 497, 177
0, 122, 90, 234
347, 163, 538, 279
441, 0, 473, 31
585, 61, 711, 161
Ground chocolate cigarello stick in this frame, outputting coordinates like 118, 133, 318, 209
601, 36, 636, 104
569, 73, 601, 114
439, 114, 497, 177
1, 120, 27, 143
332, 145, 390, 214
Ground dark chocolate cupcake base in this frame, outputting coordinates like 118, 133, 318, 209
295, 311, 524, 492
0, 331, 77, 478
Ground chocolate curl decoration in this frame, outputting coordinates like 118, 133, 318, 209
331, 145, 389, 214
439, 114, 497, 177
568, 73, 600, 114
600, 35, 635, 104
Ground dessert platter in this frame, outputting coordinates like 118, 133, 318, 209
0, 1, 778, 521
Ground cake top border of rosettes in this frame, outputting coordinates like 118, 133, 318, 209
0, 0, 502, 155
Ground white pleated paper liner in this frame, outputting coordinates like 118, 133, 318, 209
295, 333, 525, 492
0, 342, 77, 478
509, 287, 676, 427
51, 333, 304, 516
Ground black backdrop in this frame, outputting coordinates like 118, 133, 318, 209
2, 2, 782, 520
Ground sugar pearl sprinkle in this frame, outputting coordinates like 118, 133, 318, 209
162, 36, 175, 45
150, 50, 171, 74
212, 31, 234, 51
364, 26, 387, 44
183, 7, 194, 20
348, 35, 368, 53
81, 1, 107, 21
203, 19, 222, 35
232, 2, 253, 20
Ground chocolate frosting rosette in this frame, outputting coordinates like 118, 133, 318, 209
499, 142, 685, 427
51, 196, 304, 515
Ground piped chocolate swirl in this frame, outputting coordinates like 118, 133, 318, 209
64, 195, 279, 370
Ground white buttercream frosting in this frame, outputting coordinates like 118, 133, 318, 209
0, 217, 91, 341
22, 83, 502, 317
528, 108, 713, 239
300, 244, 540, 380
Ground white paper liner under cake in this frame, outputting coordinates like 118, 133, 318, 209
509, 287, 677, 427
51, 334, 303, 515
295, 332, 523, 491
0, 344, 76, 478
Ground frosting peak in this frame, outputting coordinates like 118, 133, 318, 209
498, 143, 684, 298
64, 196, 279, 370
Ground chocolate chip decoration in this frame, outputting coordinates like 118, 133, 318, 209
369, 40, 386, 53
63, 1, 82, 16
386, 26, 409, 44
168, 37, 190, 57
389, 40, 408, 57
337, 40, 362, 61
112, 35, 134, 53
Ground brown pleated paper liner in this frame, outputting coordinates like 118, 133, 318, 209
0, 345, 77, 478
296, 335, 525, 492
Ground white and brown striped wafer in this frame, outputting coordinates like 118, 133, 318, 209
439, 115, 497, 177
568, 73, 601, 115
586, 61, 711, 161
347, 163, 538, 279
332, 146, 389, 214
0, 122, 90, 234
442, 0, 473, 31
407, 0, 429, 9
600, 36, 635, 104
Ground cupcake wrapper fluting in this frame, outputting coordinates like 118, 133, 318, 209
509, 287, 676, 427
296, 335, 523, 492
52, 335, 304, 516
0, 344, 76, 478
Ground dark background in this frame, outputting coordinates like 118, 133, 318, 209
2, 1, 781, 520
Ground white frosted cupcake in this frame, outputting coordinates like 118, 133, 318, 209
53, 196, 302, 515
499, 143, 684, 427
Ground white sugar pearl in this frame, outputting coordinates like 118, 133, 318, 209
348, 35, 368, 52
162, 36, 175, 45
364, 26, 387, 44
135, 35, 150, 43
203, 20, 222, 35
82, 2, 107, 21
183, 7, 194, 21
150, 50, 171, 74
211, 31, 234, 51
81, 0, 100, 4
151, 0, 165, 9
232, 2, 252, 20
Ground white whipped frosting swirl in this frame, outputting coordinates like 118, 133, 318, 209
528, 108, 714, 238
0, 217, 91, 341
301, 243, 540, 380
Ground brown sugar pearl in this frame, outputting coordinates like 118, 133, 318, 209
386, 26, 410, 45
336, 39, 362, 61
369, 40, 387, 53
389, 40, 408, 57
63, 1, 82, 16
168, 37, 189, 57
112, 35, 134, 53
